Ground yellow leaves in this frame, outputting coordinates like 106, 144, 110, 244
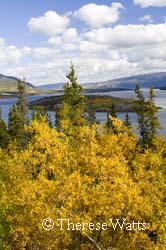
110, 115, 123, 130
1, 118, 166, 249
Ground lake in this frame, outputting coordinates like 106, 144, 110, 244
1, 89, 166, 134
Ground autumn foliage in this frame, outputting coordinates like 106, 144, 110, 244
0, 116, 166, 249
0, 67, 166, 249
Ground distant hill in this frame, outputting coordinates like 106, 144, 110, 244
0, 74, 36, 92
38, 72, 166, 90
83, 72, 166, 89
38, 83, 64, 90
2, 71, 166, 92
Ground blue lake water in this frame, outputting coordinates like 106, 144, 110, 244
0, 95, 52, 123
1, 89, 166, 134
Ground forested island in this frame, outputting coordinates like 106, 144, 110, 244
30, 94, 135, 112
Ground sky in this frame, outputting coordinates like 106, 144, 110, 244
0, 0, 166, 85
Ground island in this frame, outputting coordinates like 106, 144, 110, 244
29, 95, 136, 112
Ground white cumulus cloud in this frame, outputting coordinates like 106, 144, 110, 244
27, 10, 70, 36
74, 2, 123, 28
0, 38, 22, 65
84, 24, 166, 48
47, 36, 62, 46
2, 17, 166, 85
62, 28, 78, 43
134, 0, 166, 7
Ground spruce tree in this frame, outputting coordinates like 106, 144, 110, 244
17, 79, 28, 123
55, 104, 61, 131
0, 107, 9, 148
135, 84, 148, 147
134, 84, 159, 148
8, 79, 29, 146
124, 113, 131, 129
8, 104, 23, 139
55, 63, 86, 131
87, 105, 96, 125
146, 87, 160, 146
32, 106, 52, 127
106, 112, 111, 129
106, 103, 117, 131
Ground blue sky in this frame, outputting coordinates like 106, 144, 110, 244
0, 0, 166, 85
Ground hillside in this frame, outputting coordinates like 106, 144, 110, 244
0, 74, 36, 93
38, 83, 64, 90
84, 72, 166, 89
2, 71, 166, 93
38, 72, 166, 90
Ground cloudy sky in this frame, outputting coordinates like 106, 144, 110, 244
0, 0, 166, 85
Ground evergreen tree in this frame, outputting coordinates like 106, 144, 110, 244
106, 111, 111, 129
8, 104, 23, 139
32, 106, 52, 127
55, 104, 61, 131
8, 79, 29, 146
87, 105, 96, 125
0, 107, 9, 148
134, 84, 159, 148
17, 79, 28, 125
135, 84, 148, 147
124, 113, 131, 129
146, 87, 160, 146
55, 63, 86, 131
106, 103, 117, 131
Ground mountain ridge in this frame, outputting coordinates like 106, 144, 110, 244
1, 72, 166, 92
0, 73, 36, 92
37, 72, 166, 90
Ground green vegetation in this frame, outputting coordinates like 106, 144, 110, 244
8, 80, 29, 147
55, 63, 86, 131
0, 108, 9, 148
135, 84, 160, 149
106, 103, 117, 130
124, 113, 131, 129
